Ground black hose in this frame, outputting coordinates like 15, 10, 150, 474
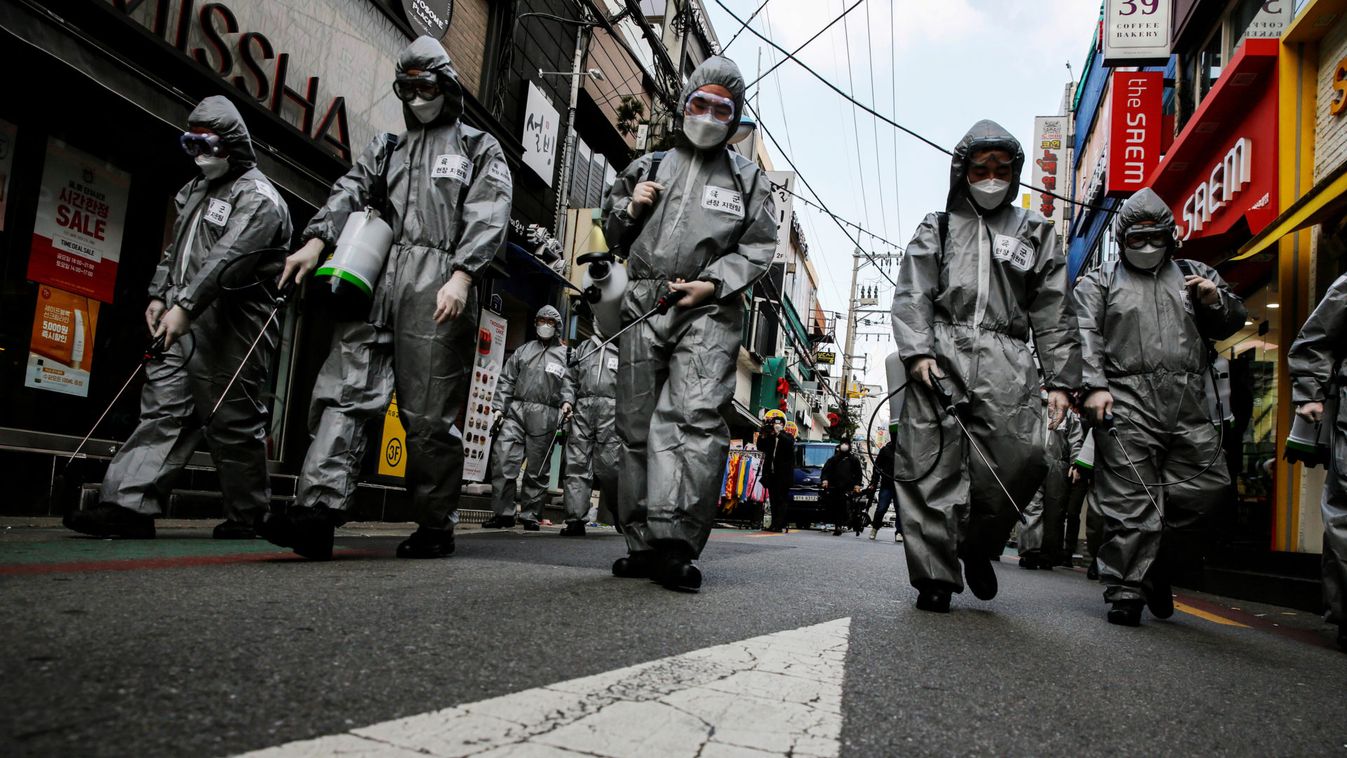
144, 331, 195, 382
863, 379, 945, 486
215, 246, 292, 296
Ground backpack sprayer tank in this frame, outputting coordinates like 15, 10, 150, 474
578, 209, 627, 337
315, 208, 394, 318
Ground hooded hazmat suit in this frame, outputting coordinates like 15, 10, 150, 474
1018, 409, 1084, 566
490, 306, 568, 524
294, 37, 511, 529
98, 96, 292, 524
889, 119, 1081, 594
560, 333, 620, 524
1071, 188, 1246, 605
1287, 273, 1347, 630
601, 56, 777, 560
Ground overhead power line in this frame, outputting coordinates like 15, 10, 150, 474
715, 0, 1115, 214
746, 0, 865, 90
723, 0, 772, 52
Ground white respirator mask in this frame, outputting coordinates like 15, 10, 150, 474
195, 154, 230, 180
683, 114, 730, 150
968, 178, 1010, 211
536, 324, 557, 340
408, 95, 445, 124
1124, 245, 1167, 271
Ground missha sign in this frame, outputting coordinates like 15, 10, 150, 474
105, 0, 409, 163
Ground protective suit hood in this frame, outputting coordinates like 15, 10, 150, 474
536, 305, 561, 323
187, 95, 256, 169
1113, 188, 1176, 271
947, 119, 1024, 213
674, 56, 747, 152
396, 36, 465, 129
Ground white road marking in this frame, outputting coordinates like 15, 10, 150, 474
237, 618, 851, 758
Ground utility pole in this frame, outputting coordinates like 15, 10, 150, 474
553, 12, 593, 240
842, 248, 861, 408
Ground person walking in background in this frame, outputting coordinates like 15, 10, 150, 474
760, 412, 795, 533
868, 439, 902, 542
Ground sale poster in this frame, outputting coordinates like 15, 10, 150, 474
0, 119, 15, 232
27, 139, 131, 303
25, 285, 101, 397
462, 309, 509, 483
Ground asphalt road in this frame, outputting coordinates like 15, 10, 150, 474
1, 519, 1343, 757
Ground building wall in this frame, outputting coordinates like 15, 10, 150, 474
1314, 20, 1347, 181
443, 0, 491, 97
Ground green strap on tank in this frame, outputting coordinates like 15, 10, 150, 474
315, 266, 373, 296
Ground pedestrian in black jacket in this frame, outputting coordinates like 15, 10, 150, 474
761, 419, 796, 532
822, 443, 864, 535
868, 440, 902, 542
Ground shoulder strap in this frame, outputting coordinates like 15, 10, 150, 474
1174, 258, 1196, 278
647, 151, 667, 183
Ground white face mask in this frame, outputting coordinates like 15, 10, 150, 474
195, 154, 229, 180
774, 423, 785, 433
536, 324, 556, 340
968, 178, 1010, 211
838, 444, 850, 454
408, 95, 444, 124
1124, 244, 1166, 271
683, 114, 730, 150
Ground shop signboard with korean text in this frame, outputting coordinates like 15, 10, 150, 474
1102, 0, 1172, 66
463, 309, 509, 482
1031, 116, 1067, 226
27, 140, 130, 303
1106, 71, 1162, 197
24, 286, 101, 397
522, 82, 560, 187
767, 171, 796, 263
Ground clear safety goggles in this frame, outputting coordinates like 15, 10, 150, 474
393, 72, 440, 102
684, 91, 736, 124
1123, 227, 1173, 250
179, 132, 224, 157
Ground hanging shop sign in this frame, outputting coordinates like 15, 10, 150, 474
463, 309, 509, 482
1101, 0, 1172, 66
27, 140, 130, 304
0, 119, 15, 232
1031, 116, 1068, 226
401, 0, 454, 39
1106, 71, 1163, 197
1332, 54, 1347, 117
522, 82, 561, 186
815, 351, 836, 365
767, 171, 796, 263
24, 286, 101, 398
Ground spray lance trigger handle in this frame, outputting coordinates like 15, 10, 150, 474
144, 334, 169, 364
929, 373, 957, 414
1100, 413, 1116, 431
655, 288, 687, 315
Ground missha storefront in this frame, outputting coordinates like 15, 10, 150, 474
0, 0, 524, 517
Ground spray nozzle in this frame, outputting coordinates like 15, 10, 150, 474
655, 288, 687, 315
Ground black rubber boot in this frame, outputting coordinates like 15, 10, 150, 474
256, 511, 295, 548
286, 506, 337, 561
1107, 600, 1144, 626
396, 526, 455, 558
521, 520, 541, 532
1337, 623, 1346, 653
960, 544, 998, 601
612, 551, 657, 578
64, 504, 155, 539
559, 521, 586, 537
1143, 568, 1174, 620
212, 519, 257, 540
656, 556, 703, 592
1086, 562, 1100, 581
1019, 555, 1039, 570
915, 587, 952, 613
479, 515, 515, 529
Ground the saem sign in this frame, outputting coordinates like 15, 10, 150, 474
1179, 137, 1252, 240
1106, 71, 1162, 196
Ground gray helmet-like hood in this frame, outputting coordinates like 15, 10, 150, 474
1113, 187, 1176, 243
396, 36, 465, 129
947, 119, 1024, 213
535, 305, 562, 323
188, 95, 256, 168
675, 56, 747, 152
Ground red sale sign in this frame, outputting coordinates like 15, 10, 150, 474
1106, 71, 1163, 197
26, 140, 130, 303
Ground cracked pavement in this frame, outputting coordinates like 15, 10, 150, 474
1, 522, 1344, 756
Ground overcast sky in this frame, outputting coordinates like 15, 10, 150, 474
702, 0, 1101, 390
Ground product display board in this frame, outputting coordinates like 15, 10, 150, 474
462, 309, 508, 482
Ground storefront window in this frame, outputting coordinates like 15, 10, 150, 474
1215, 285, 1281, 547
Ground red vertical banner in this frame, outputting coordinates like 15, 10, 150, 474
1106, 71, 1163, 196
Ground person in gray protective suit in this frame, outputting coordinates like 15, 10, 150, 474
890, 119, 1081, 614
66, 96, 292, 541
1018, 403, 1085, 570
556, 320, 621, 537
1287, 272, 1347, 652
1073, 188, 1246, 626
601, 56, 777, 591
268, 36, 512, 559
482, 306, 568, 531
